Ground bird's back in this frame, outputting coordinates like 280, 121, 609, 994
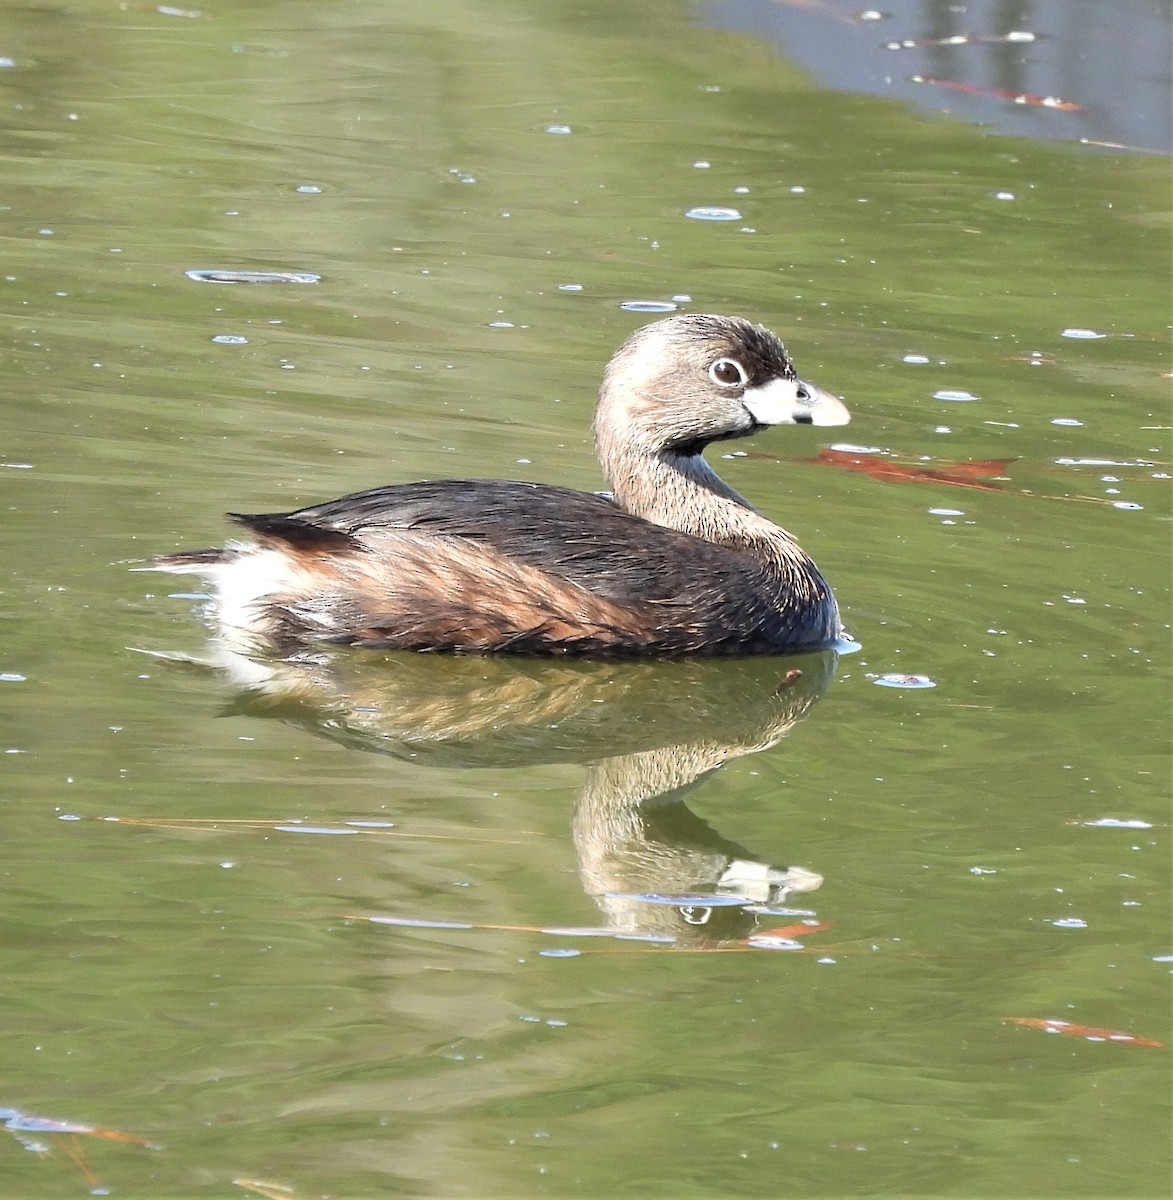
154, 479, 838, 655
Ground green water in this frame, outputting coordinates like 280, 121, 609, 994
1, 1, 1168, 1196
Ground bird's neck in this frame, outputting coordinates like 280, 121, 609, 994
598, 433, 841, 645
603, 443, 794, 553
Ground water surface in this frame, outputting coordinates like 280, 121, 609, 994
0, 1, 1168, 1196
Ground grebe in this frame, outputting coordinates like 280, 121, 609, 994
152, 314, 850, 656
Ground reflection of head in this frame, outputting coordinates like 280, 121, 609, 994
575, 741, 825, 946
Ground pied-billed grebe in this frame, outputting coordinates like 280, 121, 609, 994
152, 314, 850, 656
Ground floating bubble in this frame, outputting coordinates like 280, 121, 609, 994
1061, 328, 1107, 339
367, 916, 473, 930
274, 824, 358, 835
620, 892, 750, 907
533, 926, 613, 938
743, 905, 817, 917
211, 334, 248, 345
552, 927, 677, 946
684, 206, 742, 221
1054, 457, 1135, 467
933, 389, 978, 402
872, 673, 936, 689
746, 935, 805, 950
186, 268, 320, 284
619, 300, 677, 313
539, 948, 582, 958
1051, 417, 1084, 426
1050, 918, 1088, 929
902, 354, 930, 364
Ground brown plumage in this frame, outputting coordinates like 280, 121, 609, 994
151, 314, 850, 656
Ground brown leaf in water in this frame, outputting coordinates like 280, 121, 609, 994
909, 75, 1081, 110
750, 920, 834, 941
1003, 1017, 1166, 1048
813, 448, 1014, 489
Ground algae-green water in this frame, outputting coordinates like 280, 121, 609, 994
1, 2, 1168, 1195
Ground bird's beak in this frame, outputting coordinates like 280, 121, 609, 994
741, 376, 851, 427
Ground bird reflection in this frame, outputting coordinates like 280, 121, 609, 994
182, 642, 838, 945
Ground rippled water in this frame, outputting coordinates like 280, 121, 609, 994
1, 1, 1168, 1196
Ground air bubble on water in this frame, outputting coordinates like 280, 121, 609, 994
620, 300, 678, 313
684, 206, 741, 221
872, 673, 936, 689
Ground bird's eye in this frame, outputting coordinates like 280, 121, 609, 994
709, 358, 747, 387
680, 906, 713, 926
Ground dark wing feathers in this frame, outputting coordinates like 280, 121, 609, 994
261, 480, 766, 607
227, 480, 825, 654
229, 513, 360, 552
